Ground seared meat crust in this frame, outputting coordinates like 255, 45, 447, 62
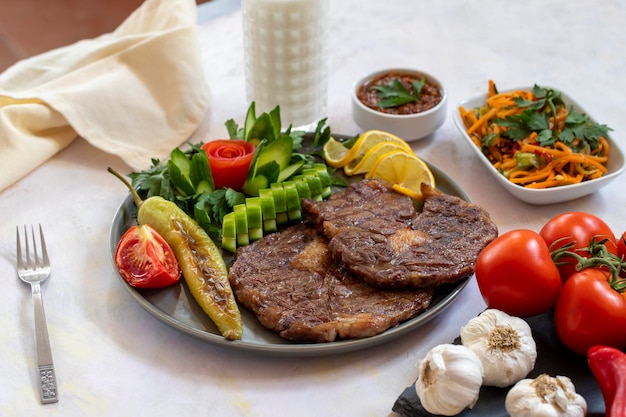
302, 179, 498, 289
228, 223, 434, 343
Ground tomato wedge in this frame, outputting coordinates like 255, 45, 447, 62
114, 225, 181, 289
201, 140, 255, 191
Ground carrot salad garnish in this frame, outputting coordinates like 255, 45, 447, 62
459, 81, 612, 189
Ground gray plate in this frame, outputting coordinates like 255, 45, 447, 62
109, 159, 471, 357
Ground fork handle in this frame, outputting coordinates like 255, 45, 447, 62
32, 284, 58, 404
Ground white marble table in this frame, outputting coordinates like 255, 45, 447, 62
1, 0, 625, 415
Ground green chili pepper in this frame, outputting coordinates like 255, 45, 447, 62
109, 168, 242, 340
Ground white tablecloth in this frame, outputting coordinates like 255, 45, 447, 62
1, 0, 625, 415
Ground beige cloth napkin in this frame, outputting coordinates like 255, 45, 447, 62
0, 0, 209, 192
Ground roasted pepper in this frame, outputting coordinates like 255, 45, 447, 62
587, 345, 626, 417
109, 168, 243, 340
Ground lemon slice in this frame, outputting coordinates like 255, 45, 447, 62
391, 184, 423, 200
366, 150, 436, 199
323, 137, 355, 168
349, 130, 413, 163
323, 130, 412, 169
344, 142, 411, 176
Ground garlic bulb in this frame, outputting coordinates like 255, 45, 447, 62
505, 374, 587, 417
460, 309, 537, 387
414, 343, 484, 416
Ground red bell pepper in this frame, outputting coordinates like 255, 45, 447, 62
587, 345, 626, 417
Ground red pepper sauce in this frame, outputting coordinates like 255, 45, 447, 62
357, 72, 443, 115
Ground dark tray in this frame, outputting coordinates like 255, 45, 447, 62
392, 311, 605, 417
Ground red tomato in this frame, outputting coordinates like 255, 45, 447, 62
201, 140, 255, 191
115, 225, 180, 289
554, 268, 626, 356
475, 229, 562, 317
539, 212, 617, 281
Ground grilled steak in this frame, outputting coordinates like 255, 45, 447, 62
228, 223, 434, 343
302, 179, 498, 289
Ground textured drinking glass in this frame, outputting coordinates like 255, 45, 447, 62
242, 0, 329, 128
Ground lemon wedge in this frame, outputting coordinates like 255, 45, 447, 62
365, 150, 436, 199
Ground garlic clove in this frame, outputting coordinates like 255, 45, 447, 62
460, 309, 537, 387
505, 374, 587, 417
414, 344, 484, 416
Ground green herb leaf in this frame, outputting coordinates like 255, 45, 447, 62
225, 118, 242, 139
372, 79, 418, 108
291, 130, 305, 151
189, 150, 214, 191
412, 78, 426, 99
129, 158, 175, 200
559, 107, 612, 150
223, 188, 246, 209
311, 117, 330, 149
495, 85, 611, 150
496, 111, 550, 141
536, 129, 554, 146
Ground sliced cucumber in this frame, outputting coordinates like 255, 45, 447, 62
303, 165, 332, 197
246, 197, 263, 241
294, 179, 312, 200
294, 174, 323, 200
220, 163, 337, 252
258, 188, 277, 233
282, 181, 302, 221
167, 148, 196, 197
270, 183, 289, 225
190, 150, 214, 191
221, 212, 237, 253
233, 204, 249, 247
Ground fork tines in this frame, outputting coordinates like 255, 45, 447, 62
17, 224, 50, 272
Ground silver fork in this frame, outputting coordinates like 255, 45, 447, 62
16, 224, 59, 404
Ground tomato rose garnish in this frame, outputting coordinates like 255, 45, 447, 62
114, 224, 181, 289
201, 140, 255, 191
475, 229, 562, 317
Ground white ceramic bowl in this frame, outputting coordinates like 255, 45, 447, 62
351, 68, 447, 142
452, 86, 625, 205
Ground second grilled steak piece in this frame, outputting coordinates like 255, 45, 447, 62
228, 223, 434, 343
302, 179, 498, 289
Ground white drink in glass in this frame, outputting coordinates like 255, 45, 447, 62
242, 0, 329, 128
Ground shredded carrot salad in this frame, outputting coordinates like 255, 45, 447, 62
459, 80, 611, 189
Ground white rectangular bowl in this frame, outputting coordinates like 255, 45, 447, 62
452, 87, 625, 205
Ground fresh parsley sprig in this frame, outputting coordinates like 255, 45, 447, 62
372, 78, 426, 108
495, 85, 612, 150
